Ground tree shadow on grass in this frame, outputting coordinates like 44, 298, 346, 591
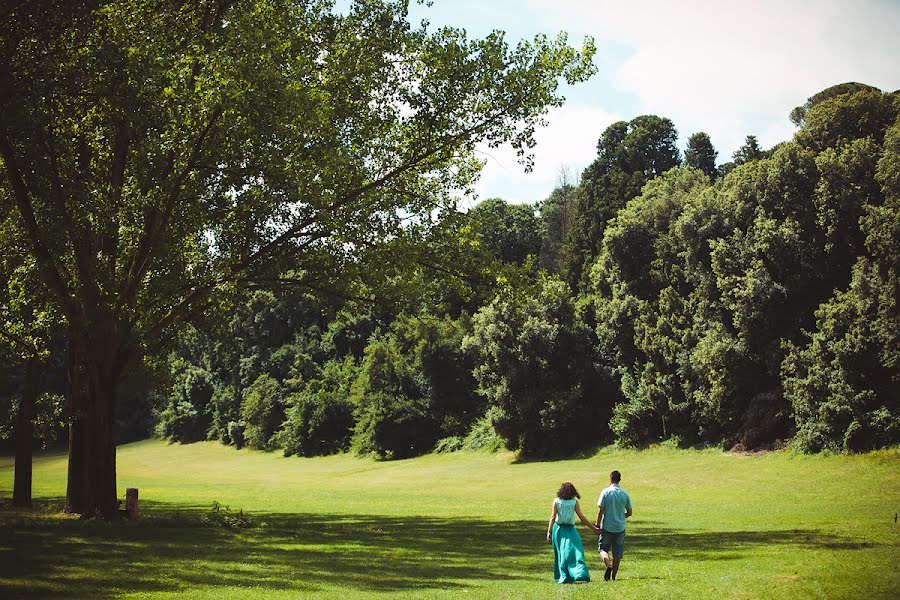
0, 498, 544, 599
627, 526, 873, 561
0, 497, 879, 599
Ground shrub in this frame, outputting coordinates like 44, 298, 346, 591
279, 360, 356, 457
433, 436, 464, 453
240, 374, 284, 450
461, 408, 505, 452
156, 362, 214, 442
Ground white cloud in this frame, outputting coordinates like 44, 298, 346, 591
471, 104, 619, 205
525, 0, 900, 159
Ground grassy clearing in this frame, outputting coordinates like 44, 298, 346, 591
1, 439, 898, 599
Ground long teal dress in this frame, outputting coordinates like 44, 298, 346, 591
551, 498, 591, 583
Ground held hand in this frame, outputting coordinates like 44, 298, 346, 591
546, 532, 552, 544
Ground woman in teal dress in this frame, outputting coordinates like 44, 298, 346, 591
546, 482, 601, 583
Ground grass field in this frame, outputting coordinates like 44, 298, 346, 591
1, 440, 898, 599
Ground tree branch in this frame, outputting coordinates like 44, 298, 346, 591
0, 131, 75, 318
119, 102, 227, 308
105, 123, 130, 279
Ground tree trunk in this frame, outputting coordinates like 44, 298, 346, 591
65, 340, 89, 515
65, 336, 123, 519
84, 365, 120, 519
13, 355, 42, 508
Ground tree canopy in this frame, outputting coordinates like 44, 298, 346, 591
562, 115, 681, 289
0, 0, 595, 516
685, 132, 718, 181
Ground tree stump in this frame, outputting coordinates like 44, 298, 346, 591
125, 488, 139, 520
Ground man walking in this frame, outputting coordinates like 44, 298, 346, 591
596, 470, 632, 581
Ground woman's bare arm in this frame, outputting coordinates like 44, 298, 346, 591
575, 501, 601, 534
546, 499, 558, 544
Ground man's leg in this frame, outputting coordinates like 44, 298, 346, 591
599, 549, 611, 568
599, 533, 613, 580
601, 551, 612, 581
611, 531, 625, 580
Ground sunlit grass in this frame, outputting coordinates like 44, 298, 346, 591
1, 439, 899, 598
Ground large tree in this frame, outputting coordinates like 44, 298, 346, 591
538, 165, 580, 277
563, 115, 681, 289
684, 132, 718, 181
467, 197, 542, 265
789, 82, 880, 126
0, 0, 595, 516
464, 275, 612, 456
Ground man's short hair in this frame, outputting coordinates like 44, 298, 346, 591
610, 470, 621, 483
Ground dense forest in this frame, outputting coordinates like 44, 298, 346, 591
159, 83, 900, 457
6, 82, 897, 463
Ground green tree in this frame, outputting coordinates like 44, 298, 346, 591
155, 359, 214, 443
590, 86, 899, 450
783, 103, 900, 452
278, 357, 357, 457
731, 135, 765, 165
795, 87, 898, 153
783, 260, 899, 452
241, 374, 285, 450
464, 275, 613, 456
467, 198, 542, 265
790, 82, 880, 126
0, 215, 61, 507
564, 115, 681, 289
0, 0, 595, 515
349, 311, 480, 459
590, 168, 719, 445
538, 165, 580, 276
684, 132, 718, 181
351, 332, 438, 459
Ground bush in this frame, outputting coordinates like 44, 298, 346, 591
279, 360, 356, 457
352, 391, 438, 460
433, 436, 464, 453
201, 501, 256, 528
461, 408, 505, 452
240, 374, 284, 450
156, 362, 214, 442
227, 421, 245, 449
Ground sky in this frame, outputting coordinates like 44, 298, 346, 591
401, 0, 900, 206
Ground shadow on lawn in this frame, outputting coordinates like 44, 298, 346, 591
0, 497, 876, 599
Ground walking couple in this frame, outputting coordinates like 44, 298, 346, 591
545, 470, 632, 584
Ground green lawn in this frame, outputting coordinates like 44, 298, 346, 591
1, 440, 898, 599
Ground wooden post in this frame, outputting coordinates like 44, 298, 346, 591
125, 488, 138, 520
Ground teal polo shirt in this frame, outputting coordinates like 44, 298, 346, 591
598, 483, 631, 533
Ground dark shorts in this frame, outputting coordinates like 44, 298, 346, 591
598, 529, 626, 558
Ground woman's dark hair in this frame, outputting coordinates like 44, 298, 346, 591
557, 482, 580, 500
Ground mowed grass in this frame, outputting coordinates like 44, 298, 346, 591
1, 440, 898, 599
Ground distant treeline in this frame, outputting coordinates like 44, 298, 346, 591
147, 83, 899, 457
5, 84, 899, 458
